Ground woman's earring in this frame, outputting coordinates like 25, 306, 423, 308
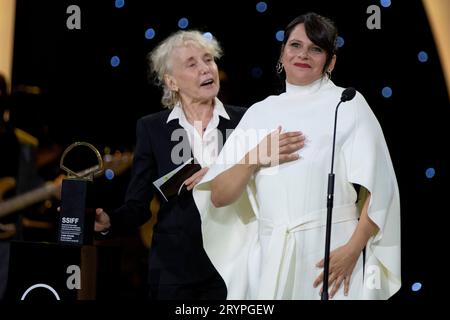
171, 90, 178, 102
276, 61, 284, 74
327, 69, 332, 79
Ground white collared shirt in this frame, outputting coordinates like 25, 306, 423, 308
167, 97, 230, 167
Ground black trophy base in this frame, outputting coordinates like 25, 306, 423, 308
59, 179, 95, 246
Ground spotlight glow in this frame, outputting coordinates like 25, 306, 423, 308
425, 168, 435, 179
382, 86, 392, 98
203, 32, 213, 41
115, 0, 125, 9
145, 28, 155, 40
380, 0, 391, 8
110, 56, 120, 67
418, 51, 428, 63
178, 18, 189, 29
256, 2, 267, 13
411, 282, 422, 292
105, 169, 115, 180
276, 30, 284, 42
336, 36, 345, 48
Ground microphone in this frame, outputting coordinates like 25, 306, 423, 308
341, 87, 356, 102
321, 87, 356, 300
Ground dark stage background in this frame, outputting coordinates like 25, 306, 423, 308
6, 0, 449, 301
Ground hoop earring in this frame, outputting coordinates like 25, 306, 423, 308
276, 61, 284, 74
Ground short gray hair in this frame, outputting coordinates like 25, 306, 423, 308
148, 30, 223, 108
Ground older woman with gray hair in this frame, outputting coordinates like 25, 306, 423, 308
94, 30, 246, 299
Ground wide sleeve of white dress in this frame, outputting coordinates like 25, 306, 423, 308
342, 92, 401, 299
193, 107, 265, 300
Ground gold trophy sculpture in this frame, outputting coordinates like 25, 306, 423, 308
58, 142, 103, 246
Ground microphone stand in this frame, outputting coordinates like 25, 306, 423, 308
321, 99, 343, 301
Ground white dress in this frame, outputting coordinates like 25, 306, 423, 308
193, 78, 401, 300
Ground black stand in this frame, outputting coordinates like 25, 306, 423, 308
321, 100, 342, 300
321, 87, 356, 300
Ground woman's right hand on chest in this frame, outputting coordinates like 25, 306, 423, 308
245, 126, 305, 168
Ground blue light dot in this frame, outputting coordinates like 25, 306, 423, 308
276, 30, 285, 42
411, 282, 422, 292
425, 167, 435, 179
105, 169, 115, 180
115, 0, 125, 9
256, 2, 268, 13
203, 32, 213, 41
382, 86, 392, 98
380, 0, 391, 8
251, 67, 263, 79
110, 56, 120, 67
145, 28, 155, 40
178, 17, 189, 29
336, 36, 345, 48
418, 51, 428, 63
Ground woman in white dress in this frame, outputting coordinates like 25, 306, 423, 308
193, 12, 401, 300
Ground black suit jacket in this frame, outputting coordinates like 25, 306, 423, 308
110, 105, 246, 285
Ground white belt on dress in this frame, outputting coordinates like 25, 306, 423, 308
256, 203, 359, 299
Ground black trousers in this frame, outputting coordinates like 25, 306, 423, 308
149, 271, 226, 300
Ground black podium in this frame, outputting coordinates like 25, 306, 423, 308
5, 241, 119, 301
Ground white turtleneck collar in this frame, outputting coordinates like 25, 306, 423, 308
285, 77, 330, 96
